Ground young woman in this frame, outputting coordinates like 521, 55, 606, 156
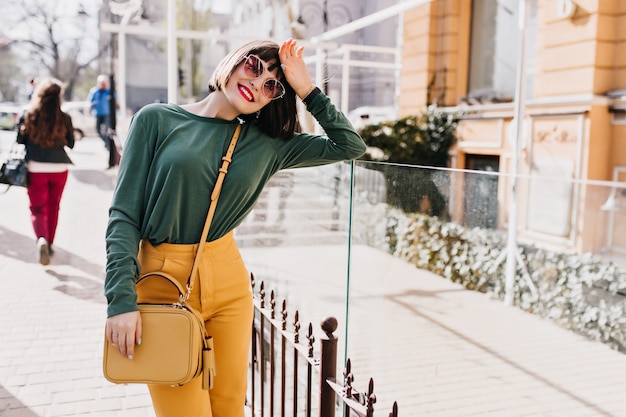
104, 38, 366, 417
17, 77, 75, 265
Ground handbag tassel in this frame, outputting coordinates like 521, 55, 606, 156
203, 336, 216, 390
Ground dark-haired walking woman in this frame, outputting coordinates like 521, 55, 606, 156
17, 77, 75, 265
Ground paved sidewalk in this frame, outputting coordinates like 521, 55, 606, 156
1, 135, 626, 416
0, 137, 154, 417
244, 245, 626, 416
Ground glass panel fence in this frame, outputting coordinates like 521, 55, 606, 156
237, 162, 354, 349
347, 160, 626, 415
239, 160, 626, 415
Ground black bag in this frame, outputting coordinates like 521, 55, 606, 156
0, 144, 28, 190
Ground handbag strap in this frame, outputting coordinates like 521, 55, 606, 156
182, 123, 242, 302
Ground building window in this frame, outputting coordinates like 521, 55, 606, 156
467, 0, 537, 103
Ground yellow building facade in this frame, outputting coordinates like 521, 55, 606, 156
399, 0, 626, 257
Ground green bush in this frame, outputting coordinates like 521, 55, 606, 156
358, 105, 458, 167
356, 203, 626, 352
357, 106, 458, 214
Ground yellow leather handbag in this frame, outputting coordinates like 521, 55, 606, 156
103, 271, 216, 389
102, 124, 242, 390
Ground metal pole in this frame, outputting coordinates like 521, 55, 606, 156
117, 28, 127, 118
116, 8, 136, 119
167, 0, 177, 104
340, 48, 350, 114
322, 0, 328, 94
108, 73, 119, 167
504, 0, 529, 306
319, 317, 337, 417
107, 6, 118, 167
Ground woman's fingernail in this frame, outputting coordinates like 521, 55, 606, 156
128, 355, 133, 360
137, 338, 142, 346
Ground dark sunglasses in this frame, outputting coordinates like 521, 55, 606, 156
243, 54, 286, 100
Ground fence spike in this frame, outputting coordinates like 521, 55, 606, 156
270, 290, 276, 319
389, 401, 398, 417
307, 323, 315, 357
366, 378, 376, 417
344, 358, 354, 399
281, 300, 288, 330
294, 310, 300, 343
259, 281, 265, 309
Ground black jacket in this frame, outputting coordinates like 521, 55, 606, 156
16, 113, 74, 164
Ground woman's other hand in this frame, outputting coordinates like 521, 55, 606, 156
279, 38, 315, 100
105, 311, 142, 359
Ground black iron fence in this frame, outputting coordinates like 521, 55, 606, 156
248, 275, 399, 417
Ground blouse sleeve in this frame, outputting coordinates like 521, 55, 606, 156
104, 110, 155, 317
278, 92, 367, 170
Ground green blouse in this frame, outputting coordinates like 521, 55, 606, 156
104, 92, 366, 317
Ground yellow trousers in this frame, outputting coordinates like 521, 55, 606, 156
136, 232, 253, 417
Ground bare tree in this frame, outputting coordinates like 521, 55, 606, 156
4, 0, 107, 100
0, 39, 23, 102
176, 0, 215, 100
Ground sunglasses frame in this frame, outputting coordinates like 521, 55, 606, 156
242, 54, 286, 101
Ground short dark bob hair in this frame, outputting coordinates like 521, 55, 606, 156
208, 40, 299, 140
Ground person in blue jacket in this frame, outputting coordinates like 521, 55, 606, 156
87, 75, 111, 143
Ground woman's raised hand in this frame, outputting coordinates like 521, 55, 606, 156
278, 38, 315, 100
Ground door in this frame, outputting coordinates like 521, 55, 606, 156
464, 154, 500, 229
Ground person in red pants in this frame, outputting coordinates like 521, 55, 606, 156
17, 77, 75, 265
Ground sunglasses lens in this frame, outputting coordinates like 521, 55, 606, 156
244, 55, 263, 78
243, 55, 285, 100
263, 80, 285, 99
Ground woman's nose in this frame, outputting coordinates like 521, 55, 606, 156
249, 78, 260, 91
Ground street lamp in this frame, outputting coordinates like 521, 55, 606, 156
601, 166, 626, 212
601, 189, 624, 212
